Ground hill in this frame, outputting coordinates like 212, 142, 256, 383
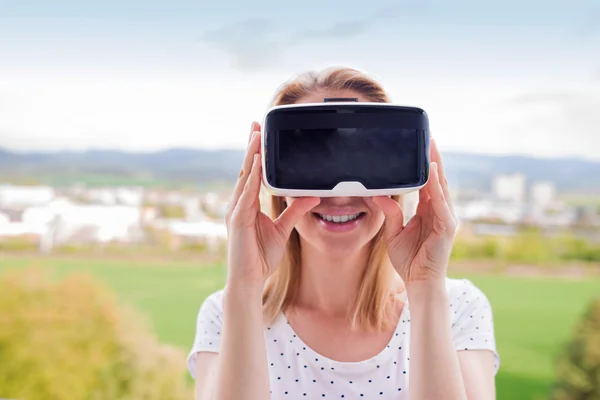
0, 147, 599, 194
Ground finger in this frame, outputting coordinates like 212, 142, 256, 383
370, 196, 405, 238
417, 174, 431, 215
274, 197, 321, 239
419, 182, 431, 205
248, 121, 259, 145
228, 130, 261, 219
232, 154, 262, 225
428, 162, 455, 228
430, 138, 455, 219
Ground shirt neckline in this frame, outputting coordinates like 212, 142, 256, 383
276, 297, 411, 374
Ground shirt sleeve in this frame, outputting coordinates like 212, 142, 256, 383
449, 279, 501, 375
186, 290, 224, 379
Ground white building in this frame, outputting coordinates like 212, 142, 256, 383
493, 174, 526, 203
530, 181, 556, 210
0, 197, 144, 251
83, 187, 144, 206
0, 185, 55, 208
456, 198, 525, 224
155, 218, 228, 252
43, 201, 143, 246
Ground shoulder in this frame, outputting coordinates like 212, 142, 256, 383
443, 277, 500, 373
444, 277, 490, 305
197, 289, 225, 316
187, 289, 225, 379
202, 289, 225, 308
443, 277, 495, 330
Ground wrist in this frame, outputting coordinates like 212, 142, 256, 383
405, 278, 448, 304
224, 277, 264, 305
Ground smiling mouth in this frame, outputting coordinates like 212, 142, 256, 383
313, 212, 366, 224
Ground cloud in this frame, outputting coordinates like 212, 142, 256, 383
287, 5, 406, 42
198, 18, 288, 71
508, 91, 596, 106
496, 89, 600, 157
198, 3, 422, 71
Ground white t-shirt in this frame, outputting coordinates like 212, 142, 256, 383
187, 277, 500, 399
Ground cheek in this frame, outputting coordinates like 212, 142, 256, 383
370, 210, 386, 230
365, 202, 387, 231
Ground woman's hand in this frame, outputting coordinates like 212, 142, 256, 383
370, 138, 457, 284
225, 121, 320, 291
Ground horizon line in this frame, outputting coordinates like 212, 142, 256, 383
1, 145, 599, 164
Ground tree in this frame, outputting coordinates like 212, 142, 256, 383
550, 297, 600, 400
0, 267, 193, 400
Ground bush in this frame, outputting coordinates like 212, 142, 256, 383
0, 235, 39, 252
450, 227, 600, 265
450, 234, 502, 261
0, 267, 193, 400
505, 227, 555, 264
158, 204, 186, 219
558, 235, 600, 263
550, 297, 600, 400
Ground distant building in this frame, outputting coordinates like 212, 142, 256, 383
493, 174, 526, 203
0, 185, 55, 208
0, 197, 144, 251
574, 206, 599, 227
530, 181, 556, 210
46, 201, 144, 246
155, 218, 228, 253
81, 187, 144, 206
456, 198, 525, 224
183, 196, 204, 220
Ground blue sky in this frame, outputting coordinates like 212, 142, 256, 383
0, 0, 599, 159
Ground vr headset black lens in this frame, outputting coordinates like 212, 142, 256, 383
262, 102, 430, 197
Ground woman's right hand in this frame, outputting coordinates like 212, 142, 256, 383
225, 121, 320, 292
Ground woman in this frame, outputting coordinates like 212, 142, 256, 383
187, 67, 500, 400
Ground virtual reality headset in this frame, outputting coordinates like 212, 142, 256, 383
261, 99, 431, 197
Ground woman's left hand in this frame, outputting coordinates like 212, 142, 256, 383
369, 138, 458, 284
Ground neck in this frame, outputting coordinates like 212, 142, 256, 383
294, 240, 372, 318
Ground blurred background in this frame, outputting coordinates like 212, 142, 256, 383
1, 1, 599, 399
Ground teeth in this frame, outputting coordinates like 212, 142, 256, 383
317, 213, 361, 223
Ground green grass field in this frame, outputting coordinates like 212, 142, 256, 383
1, 254, 598, 400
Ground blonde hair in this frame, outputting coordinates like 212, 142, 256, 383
261, 66, 404, 332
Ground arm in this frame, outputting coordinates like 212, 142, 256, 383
407, 279, 498, 400
187, 283, 271, 400
373, 140, 498, 399
457, 350, 497, 399
407, 279, 468, 400
194, 353, 218, 400
192, 121, 318, 399
192, 284, 269, 400
212, 283, 270, 400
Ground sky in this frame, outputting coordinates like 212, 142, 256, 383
0, 0, 599, 160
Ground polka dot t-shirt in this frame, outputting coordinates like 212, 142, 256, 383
187, 278, 500, 399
